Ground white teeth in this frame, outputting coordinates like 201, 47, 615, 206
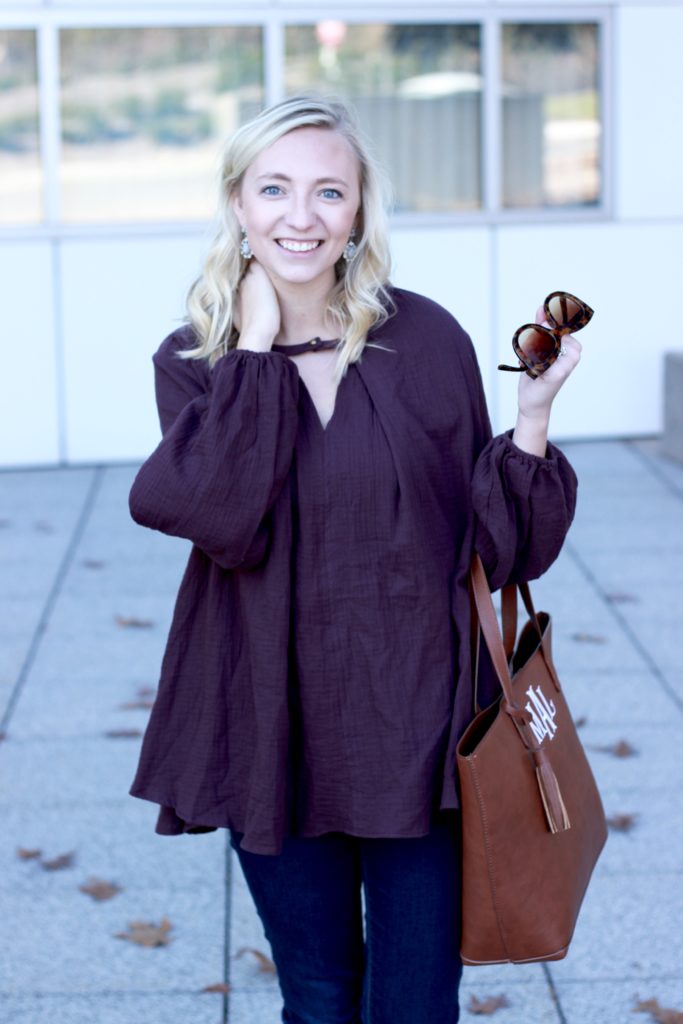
278, 240, 321, 252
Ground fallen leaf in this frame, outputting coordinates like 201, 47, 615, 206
16, 847, 42, 860
234, 946, 277, 974
574, 716, 588, 729
202, 982, 231, 994
41, 851, 76, 871
0, 731, 7, 742
115, 615, 154, 629
82, 559, 105, 569
79, 877, 122, 901
571, 633, 607, 645
613, 739, 638, 757
607, 813, 638, 833
589, 739, 638, 758
605, 592, 639, 604
634, 996, 683, 1023
118, 699, 155, 710
467, 993, 511, 1015
104, 728, 143, 738
137, 685, 157, 697
114, 916, 173, 947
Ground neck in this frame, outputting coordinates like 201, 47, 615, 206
273, 274, 338, 346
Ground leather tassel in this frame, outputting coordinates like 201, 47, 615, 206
533, 750, 571, 834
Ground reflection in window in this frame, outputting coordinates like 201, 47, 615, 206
502, 23, 601, 208
0, 30, 41, 224
59, 27, 263, 222
285, 23, 482, 213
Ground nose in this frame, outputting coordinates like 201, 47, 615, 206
284, 191, 317, 232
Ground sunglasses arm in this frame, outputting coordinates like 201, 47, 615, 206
497, 362, 540, 380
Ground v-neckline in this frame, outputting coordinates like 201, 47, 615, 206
298, 375, 341, 434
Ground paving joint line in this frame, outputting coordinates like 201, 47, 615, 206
625, 438, 683, 499
542, 962, 570, 1024
0, 466, 104, 736
565, 539, 683, 718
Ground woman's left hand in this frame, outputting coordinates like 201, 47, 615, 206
512, 305, 582, 456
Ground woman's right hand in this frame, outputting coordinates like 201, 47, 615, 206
234, 261, 281, 352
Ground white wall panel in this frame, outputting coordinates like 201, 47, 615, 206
0, 242, 59, 466
390, 225, 494, 409
60, 234, 204, 463
495, 221, 683, 439
616, 5, 683, 219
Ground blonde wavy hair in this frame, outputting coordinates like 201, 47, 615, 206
183, 95, 395, 383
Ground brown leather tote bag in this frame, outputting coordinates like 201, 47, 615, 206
457, 554, 607, 966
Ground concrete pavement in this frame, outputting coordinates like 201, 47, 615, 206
1, 438, 682, 1023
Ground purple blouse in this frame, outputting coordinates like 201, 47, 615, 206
128, 287, 577, 855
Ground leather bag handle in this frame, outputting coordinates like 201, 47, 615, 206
470, 553, 571, 833
470, 554, 523, 718
473, 555, 559, 693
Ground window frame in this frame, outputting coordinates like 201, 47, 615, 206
0, 3, 613, 238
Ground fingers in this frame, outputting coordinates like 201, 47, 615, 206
560, 334, 582, 367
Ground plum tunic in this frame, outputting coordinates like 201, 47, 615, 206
128, 287, 577, 855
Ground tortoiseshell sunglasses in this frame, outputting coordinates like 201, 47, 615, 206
498, 291, 594, 380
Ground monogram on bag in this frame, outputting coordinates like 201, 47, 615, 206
456, 554, 607, 966
525, 684, 558, 744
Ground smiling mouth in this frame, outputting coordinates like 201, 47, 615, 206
276, 239, 322, 253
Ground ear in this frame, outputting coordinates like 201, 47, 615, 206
230, 191, 244, 223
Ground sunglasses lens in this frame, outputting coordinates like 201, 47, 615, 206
546, 293, 584, 329
515, 326, 557, 365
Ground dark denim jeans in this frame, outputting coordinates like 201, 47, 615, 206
229, 811, 462, 1024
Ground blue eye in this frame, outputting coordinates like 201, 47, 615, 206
261, 185, 283, 196
320, 188, 342, 200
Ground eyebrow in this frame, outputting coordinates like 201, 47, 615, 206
255, 172, 349, 187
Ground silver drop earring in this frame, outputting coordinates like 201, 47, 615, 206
240, 228, 253, 260
342, 230, 357, 263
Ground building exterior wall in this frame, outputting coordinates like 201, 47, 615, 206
1, 1, 682, 466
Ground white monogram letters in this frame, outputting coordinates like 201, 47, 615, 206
525, 685, 558, 744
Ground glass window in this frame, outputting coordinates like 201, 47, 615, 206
285, 22, 482, 213
59, 26, 263, 222
0, 30, 41, 224
501, 22, 601, 209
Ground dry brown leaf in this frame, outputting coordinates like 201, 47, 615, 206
234, 946, 277, 974
611, 739, 638, 758
467, 993, 511, 1015
16, 847, 42, 860
574, 716, 588, 729
571, 632, 607, 645
79, 877, 122, 901
118, 699, 155, 710
590, 739, 638, 758
42, 851, 76, 871
114, 916, 173, 947
82, 559, 105, 569
634, 996, 683, 1023
104, 728, 143, 738
115, 615, 154, 629
137, 685, 157, 697
607, 813, 638, 833
201, 982, 231, 994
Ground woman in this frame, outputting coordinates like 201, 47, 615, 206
128, 96, 580, 1024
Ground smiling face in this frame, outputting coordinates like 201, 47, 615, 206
232, 126, 362, 296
